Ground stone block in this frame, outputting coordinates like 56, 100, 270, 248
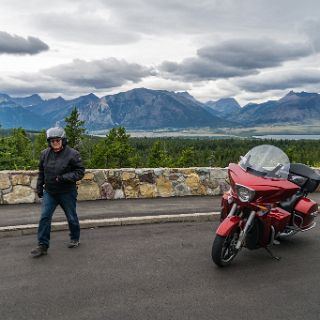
212, 185, 222, 195
30, 176, 38, 189
122, 171, 136, 181
3, 186, 35, 204
106, 169, 118, 177
82, 172, 95, 181
153, 168, 164, 176
94, 170, 107, 186
210, 168, 228, 180
219, 181, 230, 193
11, 174, 31, 186
138, 172, 155, 184
156, 176, 173, 197
173, 183, 191, 196
124, 185, 139, 198
0, 173, 10, 190
101, 182, 115, 199
195, 168, 210, 175
1, 187, 12, 195
185, 173, 200, 191
169, 173, 183, 181
77, 182, 101, 200
114, 189, 124, 199
180, 168, 195, 175
107, 176, 122, 189
139, 183, 156, 198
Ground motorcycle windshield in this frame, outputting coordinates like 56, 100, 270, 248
239, 144, 290, 179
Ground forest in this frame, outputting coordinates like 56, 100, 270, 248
1, 108, 320, 170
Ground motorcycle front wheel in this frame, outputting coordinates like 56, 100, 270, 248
212, 228, 240, 267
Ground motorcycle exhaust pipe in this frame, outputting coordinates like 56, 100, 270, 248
278, 229, 298, 238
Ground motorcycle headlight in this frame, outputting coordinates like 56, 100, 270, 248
235, 184, 255, 202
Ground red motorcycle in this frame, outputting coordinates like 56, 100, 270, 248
212, 144, 320, 267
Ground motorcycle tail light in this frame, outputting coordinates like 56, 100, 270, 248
235, 184, 255, 202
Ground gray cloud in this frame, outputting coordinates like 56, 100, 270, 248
0, 76, 64, 96
0, 31, 49, 55
300, 19, 320, 52
2, 0, 320, 101
160, 58, 254, 81
159, 38, 314, 81
27, 1, 320, 46
1, 58, 155, 96
198, 39, 312, 69
97, 0, 320, 36
235, 70, 320, 92
32, 12, 140, 45
45, 58, 155, 88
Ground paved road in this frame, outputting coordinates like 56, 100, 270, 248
1, 221, 320, 320
1, 193, 320, 228
0, 196, 220, 227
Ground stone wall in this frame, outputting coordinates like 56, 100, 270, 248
0, 168, 229, 205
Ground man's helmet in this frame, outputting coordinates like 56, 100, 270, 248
46, 127, 67, 146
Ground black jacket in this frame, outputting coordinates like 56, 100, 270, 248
37, 146, 85, 194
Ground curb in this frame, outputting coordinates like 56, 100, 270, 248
0, 212, 220, 238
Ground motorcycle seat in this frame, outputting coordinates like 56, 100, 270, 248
279, 193, 302, 213
289, 163, 320, 181
289, 163, 320, 193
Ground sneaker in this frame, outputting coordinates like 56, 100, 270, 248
30, 244, 48, 258
68, 240, 80, 248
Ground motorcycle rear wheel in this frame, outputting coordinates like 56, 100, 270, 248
212, 228, 240, 267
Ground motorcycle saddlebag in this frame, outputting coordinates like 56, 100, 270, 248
268, 207, 291, 232
293, 198, 318, 229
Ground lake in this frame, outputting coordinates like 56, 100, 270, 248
252, 135, 320, 140
91, 130, 320, 140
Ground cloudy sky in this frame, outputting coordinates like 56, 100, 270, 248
0, 0, 320, 105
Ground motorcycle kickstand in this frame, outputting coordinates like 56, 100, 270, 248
264, 246, 281, 261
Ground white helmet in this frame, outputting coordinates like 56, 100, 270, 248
46, 127, 66, 141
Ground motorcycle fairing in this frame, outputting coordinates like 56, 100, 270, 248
216, 216, 241, 237
228, 163, 299, 203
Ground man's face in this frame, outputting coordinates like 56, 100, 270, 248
50, 138, 63, 151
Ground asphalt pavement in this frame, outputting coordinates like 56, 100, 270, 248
0, 195, 221, 228
1, 193, 320, 232
1, 221, 320, 320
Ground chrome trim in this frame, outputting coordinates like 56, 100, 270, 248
278, 228, 298, 238
293, 213, 303, 229
235, 183, 255, 192
235, 210, 256, 250
235, 183, 255, 202
310, 211, 319, 217
269, 226, 276, 245
301, 222, 316, 232
227, 203, 237, 218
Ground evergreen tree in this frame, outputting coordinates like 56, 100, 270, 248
33, 130, 48, 158
0, 128, 34, 169
91, 127, 137, 168
176, 147, 196, 167
64, 107, 86, 149
147, 141, 173, 167
78, 135, 97, 168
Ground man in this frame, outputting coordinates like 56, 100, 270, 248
31, 127, 85, 258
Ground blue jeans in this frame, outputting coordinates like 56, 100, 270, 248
37, 190, 80, 247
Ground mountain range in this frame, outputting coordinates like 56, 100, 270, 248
0, 89, 320, 131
